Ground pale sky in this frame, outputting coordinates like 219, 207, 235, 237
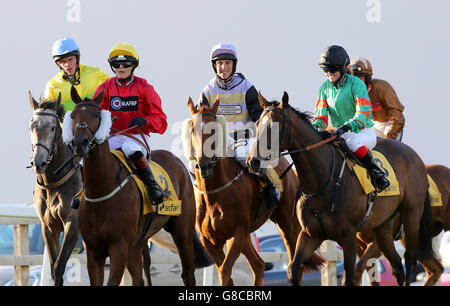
1, 0, 448, 204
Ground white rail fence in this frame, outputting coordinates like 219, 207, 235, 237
0, 208, 350, 286
2, 203, 441, 286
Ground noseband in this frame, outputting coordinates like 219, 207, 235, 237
31, 111, 62, 165
259, 105, 343, 216
72, 102, 103, 153
192, 112, 221, 169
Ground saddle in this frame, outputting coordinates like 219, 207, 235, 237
233, 158, 284, 195
334, 140, 400, 196
110, 150, 182, 216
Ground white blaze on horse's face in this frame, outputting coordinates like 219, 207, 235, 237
255, 113, 280, 168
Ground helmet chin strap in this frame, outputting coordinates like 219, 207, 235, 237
62, 66, 81, 85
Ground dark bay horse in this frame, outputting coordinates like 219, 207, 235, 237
247, 91, 434, 286
186, 97, 325, 286
64, 87, 211, 285
28, 92, 81, 285
355, 164, 450, 286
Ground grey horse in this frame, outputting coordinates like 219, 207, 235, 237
28, 92, 82, 285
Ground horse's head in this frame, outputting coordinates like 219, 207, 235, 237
28, 92, 64, 174
62, 86, 110, 158
247, 91, 291, 174
184, 96, 227, 178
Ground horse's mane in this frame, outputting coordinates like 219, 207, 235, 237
39, 98, 65, 121
267, 99, 329, 139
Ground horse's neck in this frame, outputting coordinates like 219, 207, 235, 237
288, 121, 334, 193
82, 143, 118, 192
38, 138, 74, 184
195, 158, 237, 191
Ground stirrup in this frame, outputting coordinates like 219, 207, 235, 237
375, 177, 390, 193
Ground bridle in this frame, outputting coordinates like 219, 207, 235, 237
72, 102, 103, 154
191, 112, 221, 169
30, 111, 62, 166
191, 112, 244, 195
30, 110, 79, 189
258, 105, 345, 215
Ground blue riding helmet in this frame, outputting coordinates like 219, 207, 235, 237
52, 37, 80, 62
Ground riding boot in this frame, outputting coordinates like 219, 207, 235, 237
360, 151, 390, 192
130, 152, 165, 205
256, 169, 280, 209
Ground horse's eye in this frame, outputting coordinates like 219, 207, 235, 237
51, 127, 56, 132
95, 113, 100, 118
70, 114, 74, 119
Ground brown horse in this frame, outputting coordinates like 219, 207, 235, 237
64, 87, 211, 285
247, 91, 434, 286
355, 164, 450, 286
185, 97, 325, 286
28, 92, 82, 285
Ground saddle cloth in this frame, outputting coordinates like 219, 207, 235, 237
258, 167, 283, 194
428, 174, 443, 207
111, 150, 182, 216
350, 150, 400, 196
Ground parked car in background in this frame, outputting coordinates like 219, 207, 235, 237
255, 223, 344, 286
0, 223, 252, 286
440, 231, 450, 268
0, 224, 84, 285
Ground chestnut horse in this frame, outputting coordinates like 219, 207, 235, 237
186, 97, 325, 286
247, 92, 434, 286
28, 92, 82, 285
64, 87, 211, 285
355, 164, 450, 286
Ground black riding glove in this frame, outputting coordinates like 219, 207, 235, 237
129, 117, 147, 128
332, 125, 351, 137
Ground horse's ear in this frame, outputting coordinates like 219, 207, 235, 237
70, 86, 82, 104
92, 88, 104, 106
55, 92, 62, 109
258, 91, 270, 108
28, 91, 39, 110
211, 95, 220, 114
187, 97, 196, 116
280, 91, 289, 108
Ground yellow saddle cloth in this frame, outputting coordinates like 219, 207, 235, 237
111, 150, 182, 216
351, 150, 400, 196
428, 174, 443, 207
258, 167, 283, 194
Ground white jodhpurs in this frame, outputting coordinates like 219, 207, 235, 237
341, 127, 377, 152
373, 121, 403, 141
108, 134, 152, 158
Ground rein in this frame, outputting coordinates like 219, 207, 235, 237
31, 111, 62, 165
32, 110, 79, 189
194, 168, 244, 195
191, 112, 243, 195
261, 105, 343, 216
71, 102, 144, 204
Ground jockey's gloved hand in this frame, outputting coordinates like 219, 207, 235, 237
332, 125, 351, 137
313, 124, 322, 132
129, 117, 147, 127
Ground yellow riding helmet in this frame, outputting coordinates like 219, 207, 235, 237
108, 42, 139, 65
